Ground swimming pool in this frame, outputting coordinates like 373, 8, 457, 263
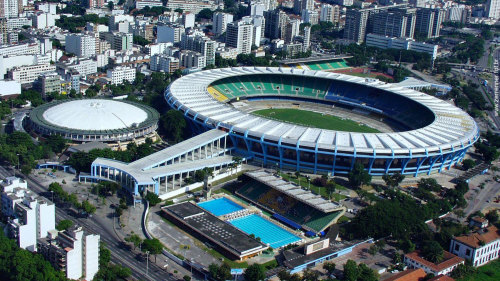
230, 214, 301, 248
197, 197, 244, 216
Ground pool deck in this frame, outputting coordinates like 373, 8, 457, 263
162, 202, 268, 260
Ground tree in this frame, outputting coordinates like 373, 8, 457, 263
133, 35, 150, 46
142, 238, 163, 262
323, 262, 336, 276
244, 264, 265, 281
357, 263, 378, 281
145, 192, 161, 206
421, 240, 444, 263
461, 159, 476, 171
485, 210, 498, 224
183, 275, 192, 281
348, 163, 371, 189
382, 173, 405, 188
302, 269, 320, 281
56, 219, 74, 231
343, 260, 359, 281
125, 234, 143, 250
161, 110, 187, 142
417, 178, 441, 192
197, 8, 213, 20
209, 263, 232, 281
81, 200, 96, 215
451, 263, 476, 279
325, 180, 336, 199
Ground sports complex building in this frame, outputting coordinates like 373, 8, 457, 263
89, 66, 479, 199
28, 99, 159, 149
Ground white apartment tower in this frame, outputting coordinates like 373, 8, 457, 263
485, 0, 499, 20
38, 226, 100, 280
320, 4, 340, 24
65, 34, 97, 58
213, 12, 234, 35
226, 20, 254, 54
2, 182, 55, 252
0, 0, 19, 18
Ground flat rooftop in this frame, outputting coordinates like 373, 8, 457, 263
283, 239, 364, 269
163, 202, 266, 256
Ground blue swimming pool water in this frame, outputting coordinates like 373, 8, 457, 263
197, 197, 244, 216
230, 214, 301, 248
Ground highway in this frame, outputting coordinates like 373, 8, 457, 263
0, 166, 175, 281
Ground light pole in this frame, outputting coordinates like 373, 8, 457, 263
16, 153, 20, 171
145, 250, 150, 277
190, 258, 194, 275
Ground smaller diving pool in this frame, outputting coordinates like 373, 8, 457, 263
197, 197, 244, 216
230, 214, 301, 248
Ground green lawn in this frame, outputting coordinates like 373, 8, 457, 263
459, 260, 500, 281
252, 108, 380, 133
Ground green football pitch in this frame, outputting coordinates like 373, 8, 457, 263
252, 108, 380, 133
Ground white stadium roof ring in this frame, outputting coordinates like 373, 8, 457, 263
166, 67, 479, 176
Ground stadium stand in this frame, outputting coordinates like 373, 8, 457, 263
236, 177, 343, 232
209, 73, 434, 130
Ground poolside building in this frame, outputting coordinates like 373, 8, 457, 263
161, 202, 268, 260
280, 229, 372, 274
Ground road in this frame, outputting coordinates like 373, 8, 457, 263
462, 174, 500, 220
0, 166, 174, 281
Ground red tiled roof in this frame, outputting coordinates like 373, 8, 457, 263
384, 268, 427, 281
453, 225, 500, 248
428, 275, 455, 281
405, 250, 464, 273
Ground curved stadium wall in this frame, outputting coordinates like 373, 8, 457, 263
165, 67, 480, 176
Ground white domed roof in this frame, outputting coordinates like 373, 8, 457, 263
42, 99, 148, 131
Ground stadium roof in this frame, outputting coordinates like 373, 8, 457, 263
30, 99, 159, 135
245, 170, 344, 213
166, 67, 479, 155
43, 99, 148, 130
93, 129, 231, 184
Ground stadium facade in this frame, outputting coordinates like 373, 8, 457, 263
165, 67, 479, 176
28, 99, 159, 149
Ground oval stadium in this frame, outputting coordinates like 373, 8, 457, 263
28, 99, 159, 148
165, 67, 480, 176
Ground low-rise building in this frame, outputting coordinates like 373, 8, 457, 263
38, 226, 100, 280
179, 50, 206, 69
366, 33, 439, 60
8, 64, 56, 84
384, 268, 427, 281
150, 54, 179, 73
38, 72, 62, 96
0, 80, 21, 99
135, 0, 163, 9
107, 66, 136, 85
1, 176, 28, 216
404, 250, 464, 276
450, 225, 500, 266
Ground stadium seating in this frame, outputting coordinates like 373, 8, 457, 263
210, 72, 434, 129
237, 179, 340, 232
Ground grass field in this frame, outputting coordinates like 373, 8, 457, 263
252, 108, 380, 133
459, 260, 500, 281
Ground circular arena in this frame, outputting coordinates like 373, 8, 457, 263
28, 99, 159, 147
165, 67, 480, 176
